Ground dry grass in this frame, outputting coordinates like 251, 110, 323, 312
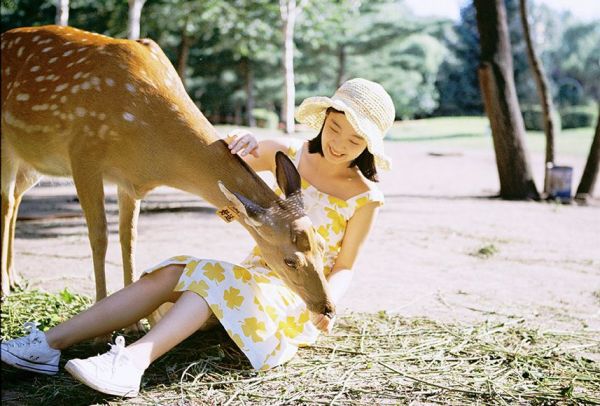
2, 289, 599, 405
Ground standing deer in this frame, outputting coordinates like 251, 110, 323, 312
1, 25, 335, 319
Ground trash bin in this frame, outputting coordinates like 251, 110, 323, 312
545, 164, 573, 202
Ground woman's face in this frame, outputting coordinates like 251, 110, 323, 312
321, 111, 368, 164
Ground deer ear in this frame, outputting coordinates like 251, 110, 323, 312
218, 182, 266, 221
275, 151, 302, 199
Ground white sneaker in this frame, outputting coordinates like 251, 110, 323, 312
1, 322, 61, 375
65, 336, 144, 398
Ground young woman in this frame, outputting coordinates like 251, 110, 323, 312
1, 78, 395, 398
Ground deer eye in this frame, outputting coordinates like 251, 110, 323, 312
284, 257, 298, 269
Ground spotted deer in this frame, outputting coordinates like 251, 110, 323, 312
1, 25, 335, 319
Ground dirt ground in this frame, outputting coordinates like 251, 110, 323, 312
11, 134, 600, 332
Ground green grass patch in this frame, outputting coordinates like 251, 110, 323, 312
386, 116, 595, 157
470, 244, 499, 259
2, 289, 599, 404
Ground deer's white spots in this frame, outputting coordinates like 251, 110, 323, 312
38, 38, 52, 45
75, 107, 86, 117
78, 47, 87, 52
71, 85, 80, 94
60, 113, 67, 120
73, 72, 83, 79
164, 78, 172, 87
17, 46, 24, 57
50, 75, 60, 82
68, 113, 74, 120
75, 57, 87, 64
32, 35, 40, 42
52, 111, 60, 116
50, 104, 58, 110
49, 57, 58, 64
55, 83, 69, 92
125, 83, 136, 93
50, 94, 58, 100
105, 78, 115, 86
90, 76, 100, 86
81, 81, 91, 90
63, 41, 72, 46
14, 37, 21, 44
41, 47, 54, 53
67, 62, 74, 68
81, 38, 88, 42
98, 112, 106, 120
13, 81, 20, 88
32, 104, 49, 111
170, 104, 179, 112
123, 112, 135, 122
98, 124, 109, 138
40, 88, 47, 92
35, 76, 46, 82
16, 93, 30, 101
60, 96, 67, 103
90, 111, 97, 117
4, 67, 10, 76
63, 50, 74, 57
7, 40, 14, 49
82, 72, 90, 79
30, 66, 40, 72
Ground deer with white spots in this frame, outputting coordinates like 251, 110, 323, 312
1, 25, 335, 322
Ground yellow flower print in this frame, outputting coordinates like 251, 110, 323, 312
223, 287, 244, 309
300, 179, 310, 190
253, 297, 264, 311
174, 281, 186, 291
185, 260, 200, 276
170, 255, 191, 262
188, 279, 209, 296
278, 316, 303, 338
287, 146, 297, 162
317, 225, 329, 240
241, 317, 267, 342
326, 207, 346, 234
355, 196, 369, 209
210, 303, 223, 319
233, 265, 252, 282
298, 309, 310, 324
265, 305, 278, 321
254, 273, 271, 284
251, 246, 262, 257
202, 262, 225, 282
274, 187, 283, 197
328, 196, 348, 208
227, 330, 246, 350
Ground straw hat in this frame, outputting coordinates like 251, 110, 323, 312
295, 78, 395, 170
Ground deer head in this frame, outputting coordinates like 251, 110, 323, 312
219, 152, 335, 318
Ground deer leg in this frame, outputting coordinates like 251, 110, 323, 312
118, 186, 144, 334
70, 163, 108, 303
1, 141, 18, 296
8, 169, 42, 289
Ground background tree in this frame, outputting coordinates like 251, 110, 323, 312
474, 0, 539, 200
576, 107, 600, 202
519, 0, 556, 194
55, 0, 68, 26
127, 0, 146, 40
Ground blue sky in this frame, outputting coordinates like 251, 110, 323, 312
404, 0, 600, 21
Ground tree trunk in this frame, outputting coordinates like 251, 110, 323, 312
519, 0, 556, 194
474, 0, 539, 200
336, 45, 346, 87
176, 27, 191, 89
281, 0, 297, 134
576, 106, 600, 200
55, 0, 69, 26
127, 0, 146, 40
242, 58, 257, 127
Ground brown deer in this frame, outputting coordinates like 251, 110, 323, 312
1, 25, 335, 320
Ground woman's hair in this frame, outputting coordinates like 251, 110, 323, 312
307, 108, 379, 182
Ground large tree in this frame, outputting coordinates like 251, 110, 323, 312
55, 0, 69, 26
519, 0, 557, 194
474, 0, 539, 200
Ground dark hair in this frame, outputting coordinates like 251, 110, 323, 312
307, 109, 379, 182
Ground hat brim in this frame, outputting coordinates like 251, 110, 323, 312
295, 97, 392, 170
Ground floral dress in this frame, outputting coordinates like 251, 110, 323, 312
142, 140, 384, 371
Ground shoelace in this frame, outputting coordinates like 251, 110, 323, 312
94, 336, 127, 375
5, 322, 42, 348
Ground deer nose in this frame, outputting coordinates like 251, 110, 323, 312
322, 303, 336, 319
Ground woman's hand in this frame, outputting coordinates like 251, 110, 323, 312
226, 129, 260, 157
311, 313, 336, 335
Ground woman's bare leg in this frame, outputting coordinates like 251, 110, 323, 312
44, 264, 186, 350
123, 291, 213, 370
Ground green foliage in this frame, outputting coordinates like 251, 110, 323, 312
560, 105, 599, 129
520, 105, 561, 131
251, 108, 279, 129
